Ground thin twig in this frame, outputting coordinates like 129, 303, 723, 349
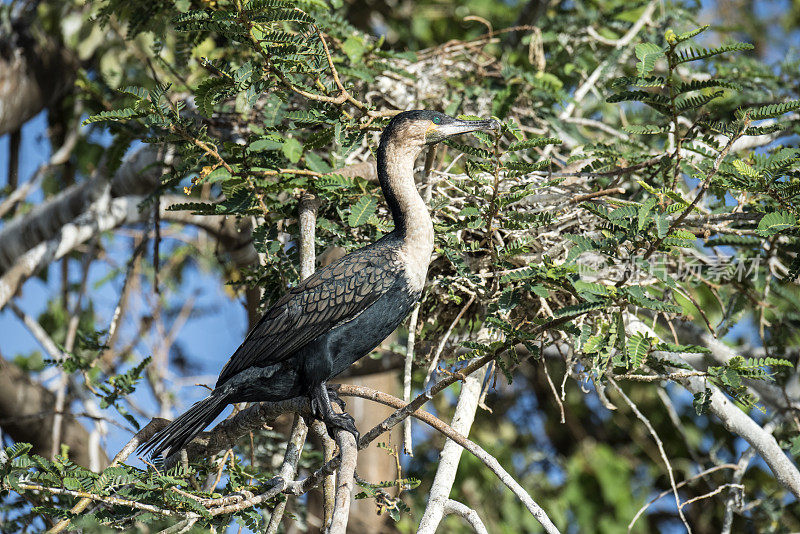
608, 378, 692, 533
443, 499, 490, 534
337, 384, 560, 534
680, 484, 743, 510
541, 358, 565, 423
403, 303, 421, 455
627, 463, 738, 532
423, 294, 475, 389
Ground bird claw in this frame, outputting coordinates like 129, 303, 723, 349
326, 385, 346, 411
310, 396, 322, 419
309, 383, 358, 442
325, 412, 360, 442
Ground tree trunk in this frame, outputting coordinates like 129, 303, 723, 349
0, 354, 109, 469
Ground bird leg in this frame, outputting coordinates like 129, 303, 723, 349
310, 381, 359, 441
326, 384, 346, 411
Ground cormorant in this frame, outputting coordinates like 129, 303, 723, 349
139, 110, 500, 459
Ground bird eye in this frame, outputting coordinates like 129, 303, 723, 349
432, 116, 441, 124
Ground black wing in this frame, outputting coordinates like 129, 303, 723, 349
215, 246, 399, 387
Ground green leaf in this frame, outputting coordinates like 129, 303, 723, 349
675, 90, 724, 112
675, 42, 754, 64
82, 108, 141, 125
635, 43, 664, 77
741, 99, 800, 120
655, 214, 669, 238
507, 137, 562, 151
249, 137, 283, 151
204, 167, 231, 183
654, 342, 711, 354
250, 8, 315, 24
671, 25, 710, 44
626, 333, 650, 369
341, 34, 366, 63
790, 435, 800, 457
675, 79, 742, 94
552, 301, 607, 319
638, 197, 657, 231
757, 211, 797, 237
611, 76, 666, 88
282, 137, 303, 163
195, 77, 232, 117
573, 280, 615, 297
623, 124, 669, 135
442, 140, 492, 159
348, 196, 377, 227
732, 159, 760, 179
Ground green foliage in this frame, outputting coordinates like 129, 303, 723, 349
348, 195, 378, 227
634, 43, 664, 77
757, 211, 797, 236
5, 0, 800, 532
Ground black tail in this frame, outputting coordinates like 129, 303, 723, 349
138, 393, 228, 459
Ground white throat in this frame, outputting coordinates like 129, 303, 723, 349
380, 140, 434, 293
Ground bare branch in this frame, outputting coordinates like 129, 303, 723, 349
627, 317, 800, 499
442, 499, 489, 534
627, 464, 738, 532
403, 303, 420, 455
418, 363, 488, 533
327, 431, 357, 534
608, 378, 692, 533
266, 415, 309, 534
338, 384, 561, 534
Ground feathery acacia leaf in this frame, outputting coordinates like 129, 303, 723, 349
674, 42, 754, 63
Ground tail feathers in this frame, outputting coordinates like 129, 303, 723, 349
138, 393, 228, 460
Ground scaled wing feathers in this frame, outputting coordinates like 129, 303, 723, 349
215, 248, 397, 387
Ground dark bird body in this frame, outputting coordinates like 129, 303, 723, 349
140, 110, 499, 459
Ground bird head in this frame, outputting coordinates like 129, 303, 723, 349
381, 110, 500, 150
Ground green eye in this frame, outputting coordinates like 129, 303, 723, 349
432, 116, 441, 124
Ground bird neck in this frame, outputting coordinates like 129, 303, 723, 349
376, 138, 433, 241
376, 137, 434, 288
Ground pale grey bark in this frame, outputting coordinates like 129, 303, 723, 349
418, 364, 489, 534
442, 499, 490, 534
627, 317, 800, 499
326, 431, 357, 534
266, 192, 317, 533
0, 191, 143, 310
0, 30, 76, 136
0, 145, 168, 273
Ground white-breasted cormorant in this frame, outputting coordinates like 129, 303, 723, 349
139, 110, 500, 459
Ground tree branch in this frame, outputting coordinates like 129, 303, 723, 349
418, 363, 488, 533
627, 317, 800, 499
326, 431, 357, 534
443, 499, 490, 534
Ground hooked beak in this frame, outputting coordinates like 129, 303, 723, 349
426, 117, 500, 144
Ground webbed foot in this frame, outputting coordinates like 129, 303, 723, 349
326, 411, 360, 442
326, 384, 346, 411
310, 381, 359, 442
